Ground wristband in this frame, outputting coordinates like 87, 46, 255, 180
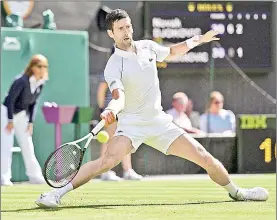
185, 35, 202, 49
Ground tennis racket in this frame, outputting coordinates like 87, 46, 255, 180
43, 119, 106, 188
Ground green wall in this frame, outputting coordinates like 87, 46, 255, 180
1, 27, 90, 176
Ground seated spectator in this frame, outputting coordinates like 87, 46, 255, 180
185, 99, 200, 129
200, 91, 236, 134
166, 92, 203, 134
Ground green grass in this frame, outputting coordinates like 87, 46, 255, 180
1, 174, 275, 220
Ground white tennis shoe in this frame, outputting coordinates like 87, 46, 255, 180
229, 187, 269, 201
35, 191, 61, 208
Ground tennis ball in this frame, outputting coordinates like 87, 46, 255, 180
97, 131, 109, 143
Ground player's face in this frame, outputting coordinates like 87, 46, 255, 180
108, 17, 134, 49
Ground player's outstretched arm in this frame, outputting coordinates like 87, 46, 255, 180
168, 30, 220, 58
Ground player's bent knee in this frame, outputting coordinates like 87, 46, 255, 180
202, 152, 220, 171
100, 155, 121, 172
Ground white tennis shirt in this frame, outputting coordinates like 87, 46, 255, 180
104, 40, 172, 125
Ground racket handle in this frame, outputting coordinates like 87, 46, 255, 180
90, 119, 105, 136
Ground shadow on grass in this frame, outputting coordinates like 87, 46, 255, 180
2, 200, 236, 212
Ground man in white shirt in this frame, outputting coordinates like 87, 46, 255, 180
186, 99, 201, 129
166, 92, 202, 134
36, 9, 268, 208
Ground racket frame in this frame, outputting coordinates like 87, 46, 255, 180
43, 120, 106, 188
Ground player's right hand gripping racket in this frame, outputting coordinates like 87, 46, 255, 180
43, 119, 106, 188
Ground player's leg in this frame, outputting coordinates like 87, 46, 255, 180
166, 133, 269, 201
147, 117, 268, 202
100, 122, 122, 181
167, 133, 231, 185
36, 135, 134, 208
101, 122, 142, 181
71, 135, 133, 188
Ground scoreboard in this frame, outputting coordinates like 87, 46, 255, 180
144, 1, 273, 73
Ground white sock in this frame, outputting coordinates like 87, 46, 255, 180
223, 182, 239, 197
54, 183, 73, 198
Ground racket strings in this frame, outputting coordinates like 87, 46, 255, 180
44, 144, 82, 187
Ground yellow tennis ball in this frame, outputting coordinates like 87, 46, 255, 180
97, 131, 109, 143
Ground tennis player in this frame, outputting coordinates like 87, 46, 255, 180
97, 68, 143, 181
36, 9, 268, 208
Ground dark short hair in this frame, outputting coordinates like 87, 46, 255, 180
105, 9, 129, 31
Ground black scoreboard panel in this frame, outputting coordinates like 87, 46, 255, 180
237, 115, 276, 173
144, 1, 272, 73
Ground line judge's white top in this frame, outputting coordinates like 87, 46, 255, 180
104, 40, 172, 125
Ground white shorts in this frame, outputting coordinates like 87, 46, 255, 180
114, 113, 185, 155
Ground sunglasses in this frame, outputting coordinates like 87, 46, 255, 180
36, 64, 48, 69
175, 98, 187, 105
213, 100, 223, 104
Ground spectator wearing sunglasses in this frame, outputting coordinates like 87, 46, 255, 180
166, 92, 203, 134
1, 54, 49, 186
199, 91, 236, 134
